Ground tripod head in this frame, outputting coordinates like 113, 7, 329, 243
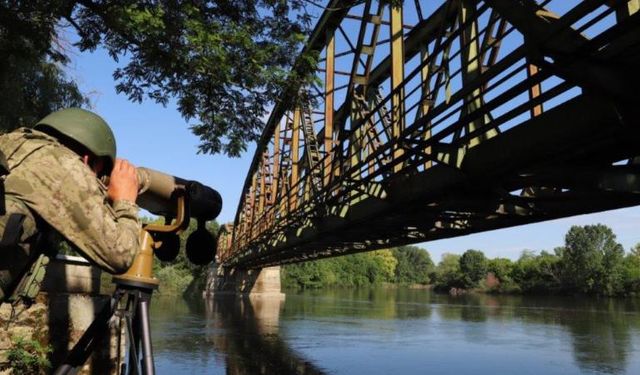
112, 167, 223, 289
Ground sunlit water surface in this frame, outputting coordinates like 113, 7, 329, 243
151, 288, 640, 374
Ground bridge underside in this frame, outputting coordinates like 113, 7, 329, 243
233, 95, 640, 268
219, 0, 640, 269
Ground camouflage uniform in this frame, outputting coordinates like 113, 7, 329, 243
0, 128, 140, 300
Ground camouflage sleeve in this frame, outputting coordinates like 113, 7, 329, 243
6, 143, 141, 274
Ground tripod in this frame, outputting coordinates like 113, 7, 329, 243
54, 193, 192, 374
53, 276, 158, 375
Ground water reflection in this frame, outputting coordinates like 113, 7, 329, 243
204, 296, 327, 375
282, 287, 433, 320
430, 293, 640, 374
152, 289, 640, 375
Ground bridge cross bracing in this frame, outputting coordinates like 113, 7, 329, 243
217, 0, 640, 269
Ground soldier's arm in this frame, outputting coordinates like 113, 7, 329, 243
62, 176, 141, 274
42, 152, 141, 273
7, 143, 142, 274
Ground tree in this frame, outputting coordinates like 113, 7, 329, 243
487, 258, 514, 282
631, 243, 640, 258
392, 246, 434, 284
511, 250, 561, 293
1, 1, 314, 155
434, 253, 464, 289
561, 224, 625, 295
281, 249, 397, 289
623, 253, 640, 294
281, 260, 331, 289
371, 249, 398, 282
0, 2, 88, 131
459, 249, 488, 288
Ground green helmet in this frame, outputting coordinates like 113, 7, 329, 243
34, 108, 116, 172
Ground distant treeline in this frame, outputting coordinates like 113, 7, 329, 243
282, 224, 640, 297
282, 246, 434, 289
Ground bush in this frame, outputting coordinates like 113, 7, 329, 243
392, 246, 433, 284
155, 265, 193, 295
459, 250, 488, 288
4, 336, 51, 374
433, 253, 465, 291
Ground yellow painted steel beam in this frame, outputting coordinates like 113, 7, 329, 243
390, 2, 405, 173
271, 121, 281, 207
324, 34, 335, 187
527, 63, 543, 117
291, 108, 301, 211
231, 0, 357, 228
459, 0, 497, 149
258, 152, 267, 214
420, 46, 433, 170
619, 0, 640, 19
248, 174, 257, 238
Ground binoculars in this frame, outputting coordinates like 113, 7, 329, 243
134, 167, 222, 265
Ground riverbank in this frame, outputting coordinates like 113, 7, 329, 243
282, 225, 640, 297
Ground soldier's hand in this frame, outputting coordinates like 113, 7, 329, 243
108, 159, 138, 203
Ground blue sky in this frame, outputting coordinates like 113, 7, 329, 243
62, 2, 640, 263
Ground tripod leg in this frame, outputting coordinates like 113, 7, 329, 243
53, 291, 124, 375
126, 293, 141, 375
138, 294, 155, 375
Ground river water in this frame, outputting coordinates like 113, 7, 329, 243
150, 288, 640, 374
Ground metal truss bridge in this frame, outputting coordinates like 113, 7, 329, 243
217, 0, 640, 269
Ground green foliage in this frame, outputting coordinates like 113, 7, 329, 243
434, 253, 464, 290
623, 252, 640, 294
1, 1, 315, 156
5, 336, 52, 374
283, 224, 638, 297
432, 225, 631, 296
0, 0, 88, 131
511, 250, 562, 293
282, 249, 401, 289
282, 260, 333, 289
561, 224, 625, 295
459, 249, 488, 288
392, 246, 433, 284
370, 249, 398, 282
487, 258, 514, 282
486, 257, 517, 292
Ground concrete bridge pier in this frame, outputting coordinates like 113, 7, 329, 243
203, 263, 285, 299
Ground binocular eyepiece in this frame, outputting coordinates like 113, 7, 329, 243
132, 167, 223, 265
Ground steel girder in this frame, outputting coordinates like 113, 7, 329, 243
220, 0, 640, 268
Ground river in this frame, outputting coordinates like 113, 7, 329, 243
150, 288, 640, 374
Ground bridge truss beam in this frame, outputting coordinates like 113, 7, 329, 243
220, 0, 640, 269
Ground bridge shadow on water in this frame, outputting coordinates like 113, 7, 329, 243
203, 296, 327, 375
152, 294, 327, 375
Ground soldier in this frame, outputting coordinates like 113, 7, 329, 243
0, 108, 141, 303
